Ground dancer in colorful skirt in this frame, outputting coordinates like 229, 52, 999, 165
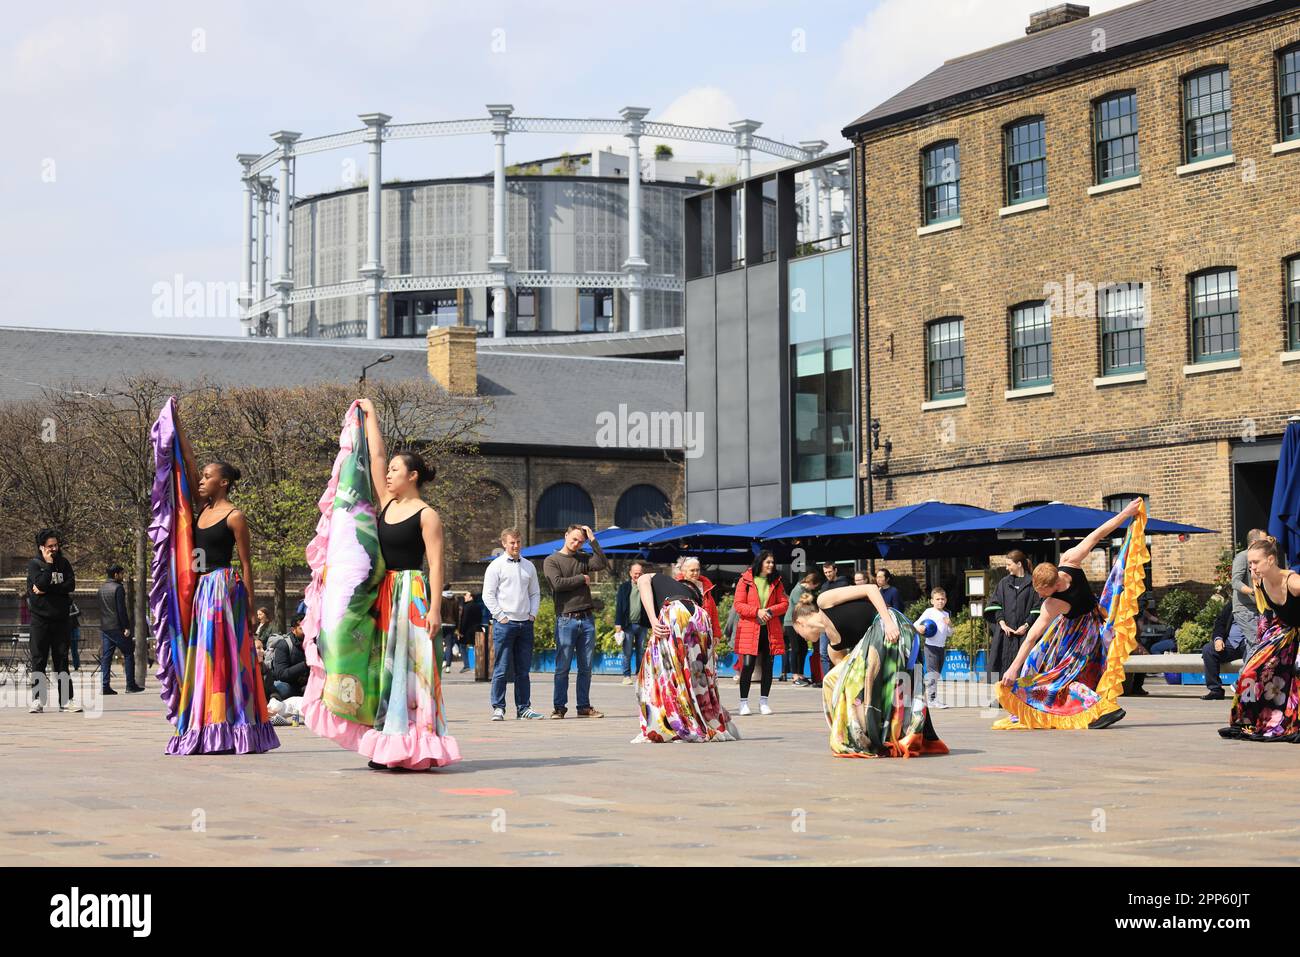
149, 397, 278, 755
300, 398, 460, 770
632, 561, 739, 743
792, 582, 947, 758
1219, 535, 1300, 741
995, 499, 1148, 731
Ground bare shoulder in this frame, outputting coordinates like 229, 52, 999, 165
420, 507, 443, 530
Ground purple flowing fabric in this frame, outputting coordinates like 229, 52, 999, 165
148, 396, 183, 725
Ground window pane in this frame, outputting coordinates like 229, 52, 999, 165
923, 141, 961, 224
1094, 92, 1139, 182
1100, 282, 1145, 373
1011, 302, 1052, 387
1190, 268, 1239, 360
1005, 119, 1047, 203
1288, 257, 1300, 350
927, 317, 965, 398
1185, 68, 1233, 160
1282, 47, 1300, 142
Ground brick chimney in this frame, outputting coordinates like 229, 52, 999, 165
1026, 3, 1090, 35
426, 325, 478, 395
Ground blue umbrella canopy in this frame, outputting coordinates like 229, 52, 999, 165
901, 501, 1214, 538
1268, 419, 1300, 571
678, 513, 840, 548
767, 501, 995, 540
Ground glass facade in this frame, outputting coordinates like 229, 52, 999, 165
789, 248, 854, 514
1099, 282, 1145, 374
1005, 118, 1047, 204
793, 159, 852, 257
390, 291, 460, 337
1094, 92, 1139, 182
1184, 67, 1233, 161
922, 141, 961, 224
578, 289, 614, 332
1189, 268, 1239, 361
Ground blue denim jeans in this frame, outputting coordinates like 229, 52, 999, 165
490, 619, 534, 713
554, 614, 596, 710
621, 623, 647, 676
818, 633, 832, 679
100, 629, 136, 691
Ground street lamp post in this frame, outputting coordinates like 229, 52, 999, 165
359, 353, 395, 386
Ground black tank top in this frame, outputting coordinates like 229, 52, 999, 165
650, 574, 701, 610
193, 509, 235, 570
1263, 573, 1300, 628
824, 598, 876, 652
378, 501, 427, 571
1057, 566, 1098, 620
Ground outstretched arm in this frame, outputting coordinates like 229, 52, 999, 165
173, 407, 203, 510
1061, 499, 1142, 568
357, 398, 392, 509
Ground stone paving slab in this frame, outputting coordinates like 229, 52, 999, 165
1, 671, 1296, 866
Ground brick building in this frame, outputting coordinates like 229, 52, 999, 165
843, 0, 1300, 589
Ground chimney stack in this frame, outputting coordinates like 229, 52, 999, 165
1026, 3, 1090, 35
427, 325, 478, 395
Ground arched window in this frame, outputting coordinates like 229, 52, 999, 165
615, 484, 672, 529
536, 483, 595, 538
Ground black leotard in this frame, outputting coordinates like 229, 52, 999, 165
193, 509, 235, 570
378, 501, 428, 571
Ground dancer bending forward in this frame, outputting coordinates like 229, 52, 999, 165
792, 582, 947, 758
632, 562, 739, 743
1219, 535, 1300, 742
995, 499, 1148, 731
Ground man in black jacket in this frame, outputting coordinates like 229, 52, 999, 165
26, 529, 81, 713
270, 614, 309, 699
98, 563, 143, 695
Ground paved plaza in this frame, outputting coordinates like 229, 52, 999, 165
2, 671, 1297, 867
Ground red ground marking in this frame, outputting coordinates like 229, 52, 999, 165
971, 765, 1039, 773
439, 787, 516, 797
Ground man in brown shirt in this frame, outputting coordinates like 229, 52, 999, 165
543, 524, 607, 719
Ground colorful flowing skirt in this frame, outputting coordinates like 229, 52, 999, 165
160, 567, 279, 755
1219, 609, 1300, 742
822, 608, 948, 758
993, 507, 1148, 730
633, 599, 739, 743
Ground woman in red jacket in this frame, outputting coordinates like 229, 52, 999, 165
733, 550, 789, 715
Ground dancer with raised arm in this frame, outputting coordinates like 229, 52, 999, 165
149, 397, 278, 755
632, 560, 739, 743
301, 398, 460, 770
791, 582, 947, 758
1219, 535, 1300, 742
995, 499, 1148, 731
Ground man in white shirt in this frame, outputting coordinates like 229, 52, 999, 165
483, 527, 543, 721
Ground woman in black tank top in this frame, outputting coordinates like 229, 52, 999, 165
631, 564, 738, 743
790, 582, 947, 758
301, 397, 458, 770
1220, 536, 1300, 742
158, 406, 277, 756
995, 499, 1147, 732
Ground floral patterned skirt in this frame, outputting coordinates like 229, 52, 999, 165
1220, 617, 1300, 742
633, 599, 739, 743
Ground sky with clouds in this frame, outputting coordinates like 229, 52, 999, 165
1, 0, 1130, 336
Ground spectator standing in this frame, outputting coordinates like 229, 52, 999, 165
915, 587, 953, 709
615, 563, 647, 686
483, 528, 544, 720
1230, 529, 1266, 665
875, 569, 903, 611
26, 529, 81, 713
455, 591, 482, 674
785, 572, 822, 687
733, 550, 789, 715
98, 563, 142, 695
987, 550, 1042, 687
543, 524, 607, 719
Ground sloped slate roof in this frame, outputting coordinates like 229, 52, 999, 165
0, 327, 684, 453
843, 0, 1290, 137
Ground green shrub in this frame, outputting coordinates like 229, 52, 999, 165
904, 597, 930, 622
1158, 589, 1201, 629
533, 597, 556, 652
1195, 594, 1225, 632
1176, 621, 1209, 654
714, 593, 734, 657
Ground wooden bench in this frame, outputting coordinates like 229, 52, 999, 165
1124, 654, 1207, 673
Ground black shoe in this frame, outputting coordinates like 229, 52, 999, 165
1201, 690, 1226, 700
100, 687, 118, 695
1088, 708, 1126, 730
1128, 687, 1150, 697
367, 761, 388, 770
126, 685, 145, 694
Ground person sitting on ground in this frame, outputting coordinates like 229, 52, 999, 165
270, 614, 309, 700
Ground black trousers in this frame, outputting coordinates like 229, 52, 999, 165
987, 627, 1021, 682
1202, 640, 1245, 693
783, 625, 804, 677
30, 615, 73, 707
740, 634, 772, 699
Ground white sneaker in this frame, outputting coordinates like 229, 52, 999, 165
930, 699, 951, 710
60, 702, 83, 713
621, 676, 633, 685
491, 708, 505, 721
738, 702, 752, 716
28, 701, 43, 714
759, 702, 773, 716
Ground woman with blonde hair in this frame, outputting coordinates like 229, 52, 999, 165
1219, 535, 1300, 741
995, 499, 1147, 731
